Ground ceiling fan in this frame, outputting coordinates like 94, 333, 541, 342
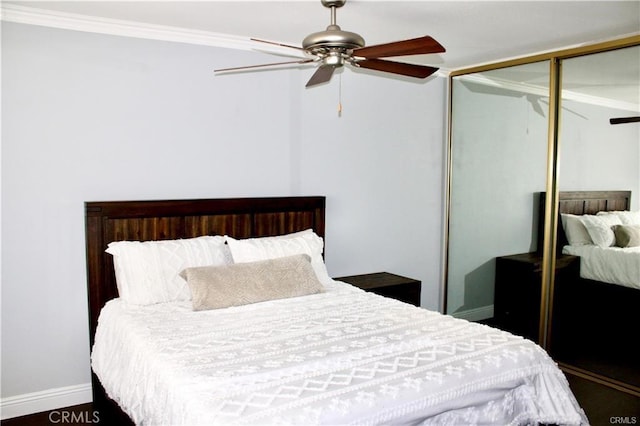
214, 0, 445, 88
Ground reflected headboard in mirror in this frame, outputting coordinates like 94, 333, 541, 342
538, 190, 631, 252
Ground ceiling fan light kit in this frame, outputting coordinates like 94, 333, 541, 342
214, 0, 445, 88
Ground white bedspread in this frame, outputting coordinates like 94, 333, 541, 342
92, 281, 587, 425
563, 244, 640, 290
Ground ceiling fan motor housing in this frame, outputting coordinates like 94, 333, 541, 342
303, 0, 364, 54
302, 26, 365, 52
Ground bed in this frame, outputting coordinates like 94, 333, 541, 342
85, 196, 587, 425
540, 191, 640, 389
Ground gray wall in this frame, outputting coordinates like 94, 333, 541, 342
1, 22, 446, 400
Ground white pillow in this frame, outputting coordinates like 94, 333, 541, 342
561, 213, 592, 246
579, 214, 622, 247
614, 211, 640, 225
225, 229, 331, 284
106, 235, 232, 305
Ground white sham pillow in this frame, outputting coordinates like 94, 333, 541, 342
579, 214, 622, 248
561, 213, 593, 246
106, 235, 232, 305
614, 211, 640, 225
225, 229, 331, 284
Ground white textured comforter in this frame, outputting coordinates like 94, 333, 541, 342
563, 244, 640, 289
92, 281, 587, 425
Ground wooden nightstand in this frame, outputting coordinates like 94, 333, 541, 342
493, 252, 579, 342
334, 272, 421, 306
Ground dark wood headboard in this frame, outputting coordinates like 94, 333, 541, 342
84, 196, 326, 345
538, 190, 631, 251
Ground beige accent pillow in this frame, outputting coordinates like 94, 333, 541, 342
181, 254, 324, 310
612, 224, 640, 248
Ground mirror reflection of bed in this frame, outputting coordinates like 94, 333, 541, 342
545, 191, 640, 389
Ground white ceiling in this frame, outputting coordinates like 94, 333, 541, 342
3, 0, 640, 72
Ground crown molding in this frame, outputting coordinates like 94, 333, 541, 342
458, 73, 639, 113
0, 3, 298, 57
1, 4, 450, 79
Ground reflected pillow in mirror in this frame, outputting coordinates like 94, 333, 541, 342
614, 211, 640, 226
561, 213, 592, 246
598, 210, 640, 225
612, 224, 640, 248
579, 214, 622, 247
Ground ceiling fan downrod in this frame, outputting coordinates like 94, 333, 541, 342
324, 0, 344, 26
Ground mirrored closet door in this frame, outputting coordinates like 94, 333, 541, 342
446, 61, 550, 340
550, 45, 640, 390
446, 36, 640, 394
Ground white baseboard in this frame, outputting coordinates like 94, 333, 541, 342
451, 304, 494, 322
1, 383, 92, 420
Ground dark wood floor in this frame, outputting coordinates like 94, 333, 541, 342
565, 373, 640, 425
2, 373, 638, 425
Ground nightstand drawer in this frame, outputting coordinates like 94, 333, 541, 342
334, 272, 421, 306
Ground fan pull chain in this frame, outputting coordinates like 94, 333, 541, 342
337, 73, 343, 117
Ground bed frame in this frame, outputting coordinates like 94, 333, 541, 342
84, 196, 326, 423
539, 190, 639, 389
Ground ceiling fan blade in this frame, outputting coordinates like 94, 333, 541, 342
251, 38, 307, 53
306, 64, 336, 88
610, 116, 640, 124
214, 59, 315, 73
356, 59, 439, 79
353, 36, 445, 59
